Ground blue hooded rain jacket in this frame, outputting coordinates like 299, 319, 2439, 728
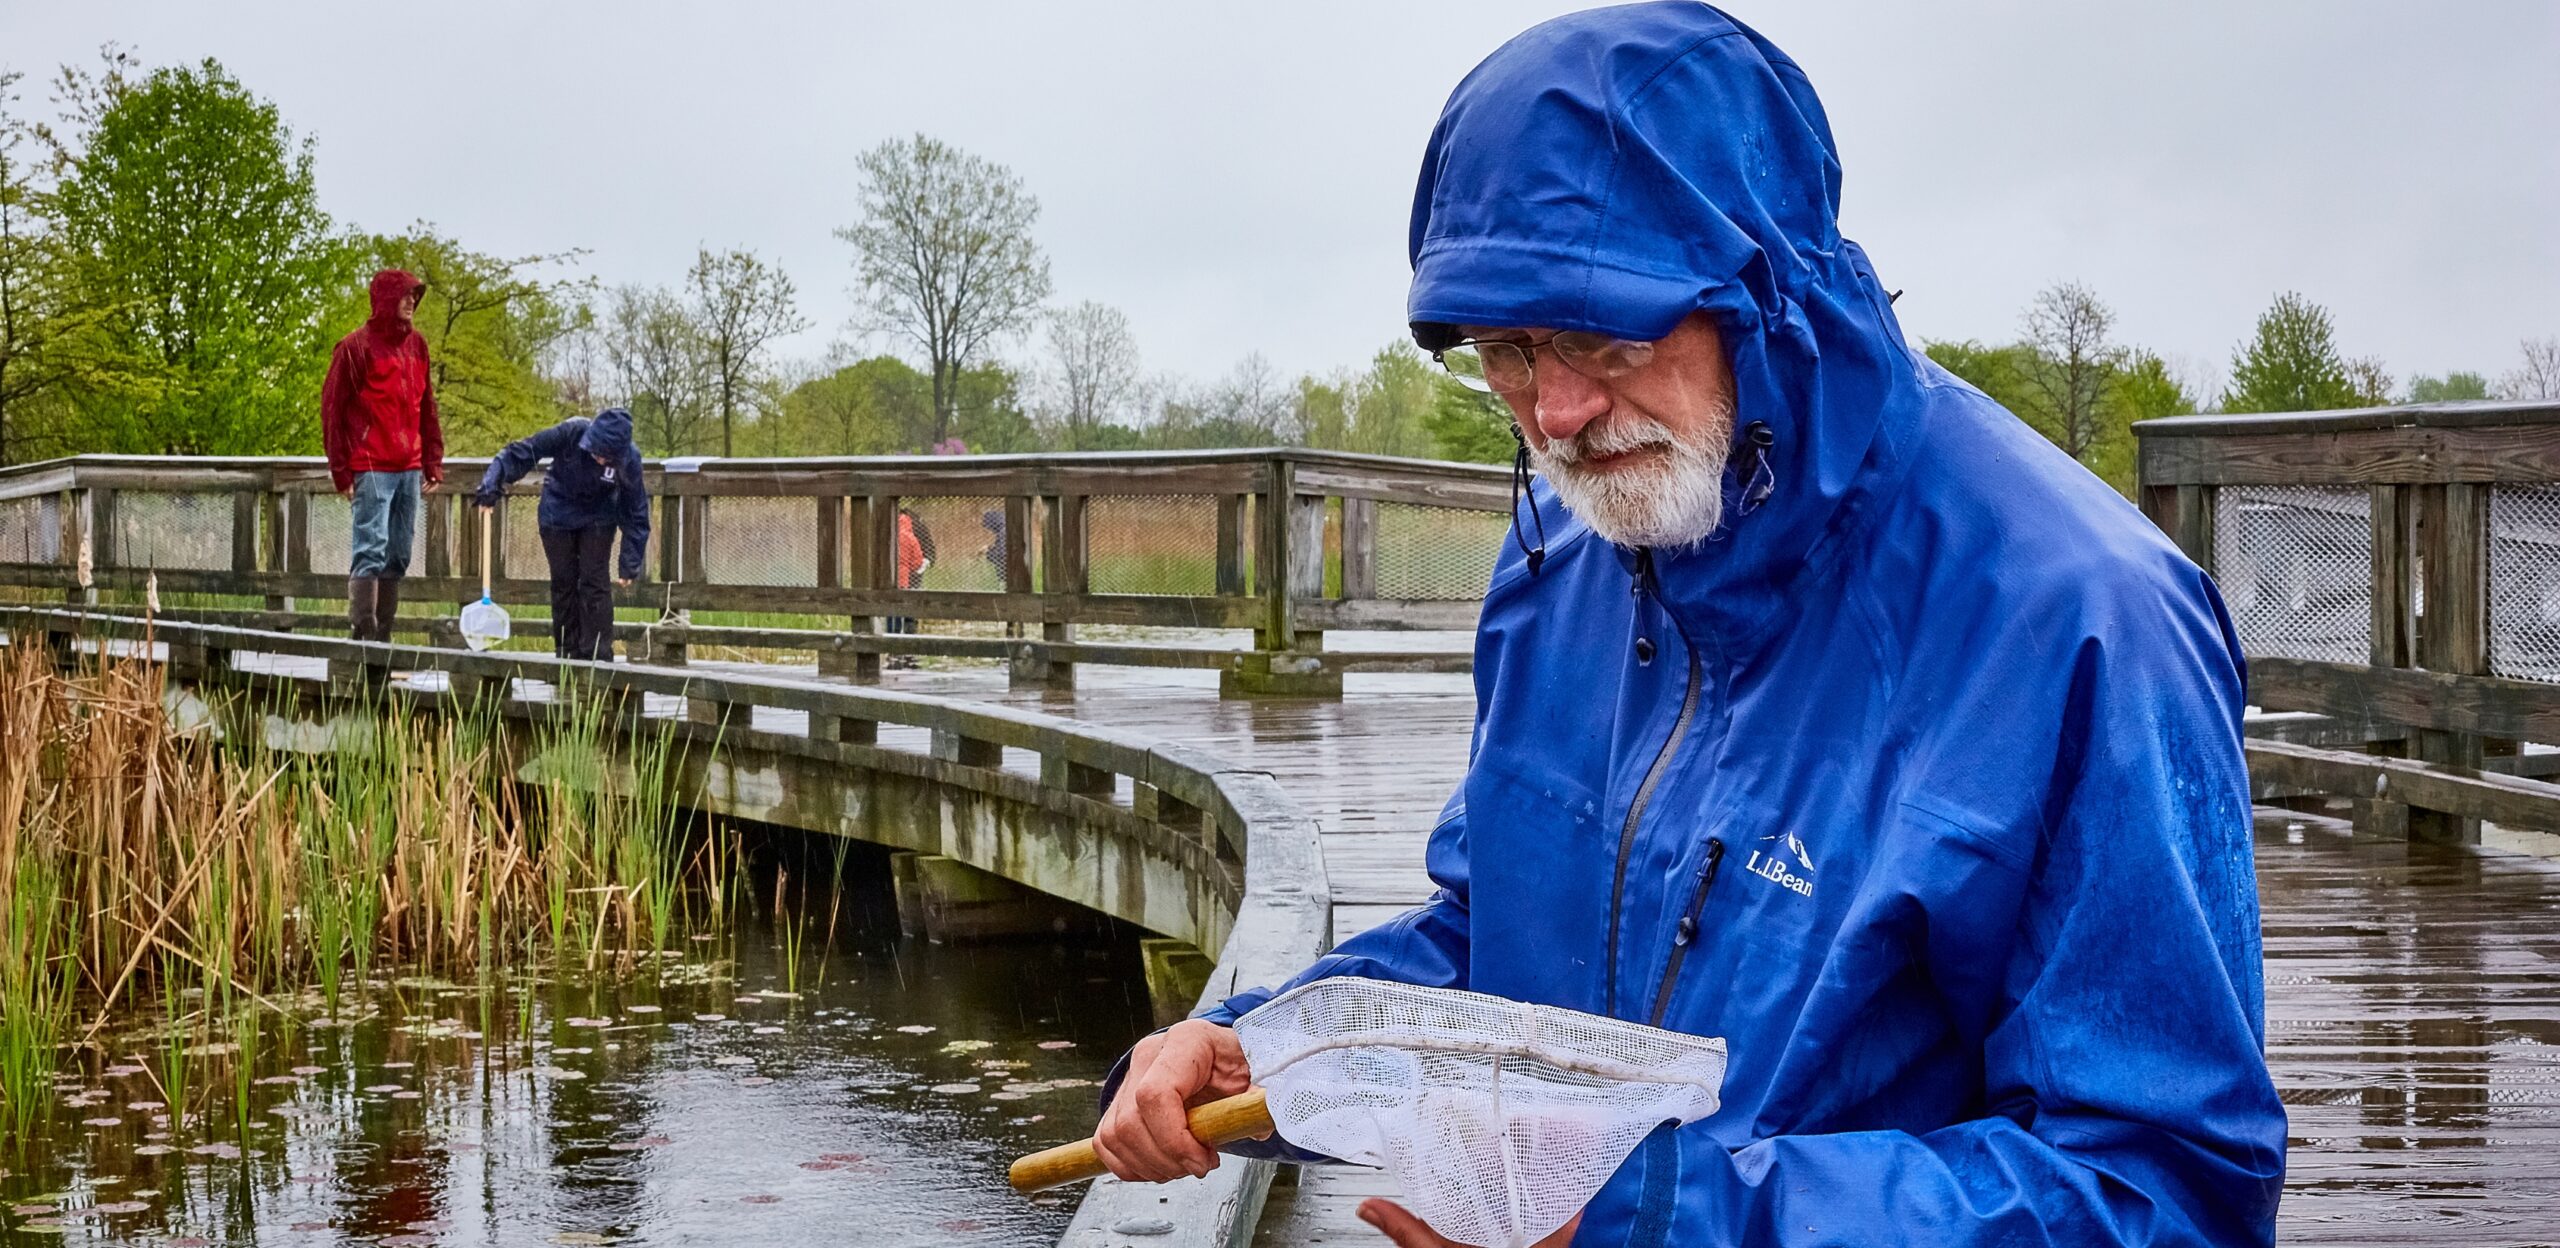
1185, 6, 2288, 1245
475, 408, 652, 582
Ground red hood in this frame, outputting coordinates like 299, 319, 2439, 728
368, 269, 424, 334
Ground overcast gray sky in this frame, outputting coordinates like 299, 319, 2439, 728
6, 1, 2556, 397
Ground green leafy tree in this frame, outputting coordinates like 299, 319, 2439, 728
2092, 350, 2196, 492
837, 135, 1050, 446
46, 56, 351, 454
1419, 353, 1514, 464
348, 226, 588, 454
1922, 339, 2041, 416
2406, 371, 2491, 403
2223, 292, 2363, 413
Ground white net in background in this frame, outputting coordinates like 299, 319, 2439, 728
2212, 485, 2372, 663
2489, 485, 2560, 684
1233, 978, 1726, 1248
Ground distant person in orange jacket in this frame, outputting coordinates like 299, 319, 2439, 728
322, 269, 442, 642
886, 508, 929, 665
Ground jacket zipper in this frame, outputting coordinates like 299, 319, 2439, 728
1604, 549, 1703, 1017
1647, 838, 1726, 1027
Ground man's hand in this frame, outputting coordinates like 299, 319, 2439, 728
424, 469, 443, 488
1092, 1019, 1259, 1182
1359, 1200, 1580, 1248
615, 577, 634, 589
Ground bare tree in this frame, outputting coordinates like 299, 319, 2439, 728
2498, 336, 2560, 401
2344, 356, 2395, 407
602, 283, 711, 456
685, 247, 807, 457
836, 134, 1050, 445
1038, 300, 1140, 449
2017, 281, 2127, 462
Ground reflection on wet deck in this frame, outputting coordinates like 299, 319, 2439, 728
235, 646, 2560, 1243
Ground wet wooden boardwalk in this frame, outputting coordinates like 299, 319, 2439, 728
259, 648, 2560, 1245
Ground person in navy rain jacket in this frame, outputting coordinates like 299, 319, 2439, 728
474, 408, 650, 662
1094, 7, 2286, 1247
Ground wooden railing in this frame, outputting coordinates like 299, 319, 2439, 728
0, 605, 1329, 1243
2137, 400, 2560, 842
0, 449, 1510, 696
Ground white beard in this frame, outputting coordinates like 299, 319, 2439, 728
1531, 402, 1734, 549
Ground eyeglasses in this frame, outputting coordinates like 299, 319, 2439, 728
1433, 331, 1661, 395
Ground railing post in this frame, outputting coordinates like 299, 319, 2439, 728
1226, 456, 1341, 699
1341, 496, 1377, 600
1019, 493, 1074, 691
821, 494, 881, 682
61, 486, 91, 605
260, 487, 290, 618
2409, 482, 2487, 845
1215, 493, 1249, 597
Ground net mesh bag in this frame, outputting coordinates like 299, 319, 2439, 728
459, 599, 510, 651
1233, 977, 1726, 1248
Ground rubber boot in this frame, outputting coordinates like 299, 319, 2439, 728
373, 577, 403, 643
347, 577, 380, 641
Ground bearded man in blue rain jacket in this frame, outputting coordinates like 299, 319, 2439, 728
1095, 6, 2285, 1247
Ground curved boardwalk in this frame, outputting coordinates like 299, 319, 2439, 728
240, 645, 2560, 1243
798, 658, 2560, 1247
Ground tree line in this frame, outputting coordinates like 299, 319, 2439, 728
0, 50, 2552, 493
1926, 285, 2559, 494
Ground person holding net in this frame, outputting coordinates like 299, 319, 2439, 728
1093, 6, 2286, 1246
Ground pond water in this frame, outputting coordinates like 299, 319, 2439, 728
0, 838, 1155, 1246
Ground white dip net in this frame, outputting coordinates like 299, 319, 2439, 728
458, 598, 511, 651
1232, 977, 1727, 1248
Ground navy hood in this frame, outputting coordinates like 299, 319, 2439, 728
579, 408, 635, 459
1409, 2, 1924, 632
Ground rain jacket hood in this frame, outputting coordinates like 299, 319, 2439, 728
1161, 6, 2288, 1246
476, 411, 651, 582
577, 408, 635, 459
1408, 2, 1916, 628
366, 269, 425, 338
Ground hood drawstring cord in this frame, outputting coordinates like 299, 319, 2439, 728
1734, 422, 1777, 517
1510, 424, 1548, 576
1631, 547, 1659, 666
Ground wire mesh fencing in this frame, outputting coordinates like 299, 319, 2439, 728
2489, 485, 2560, 683
501, 495, 547, 582
1087, 495, 1220, 596
899, 496, 1008, 593
1374, 502, 1508, 600
702, 496, 820, 587
2213, 486, 2372, 663
0, 495, 62, 566
112, 492, 234, 571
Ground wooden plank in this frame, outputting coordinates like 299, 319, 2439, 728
1215, 494, 1247, 597
1296, 599, 1482, 632
283, 490, 313, 575
656, 493, 681, 583
2367, 484, 2409, 669
88, 487, 117, 572
1340, 497, 1377, 600
2171, 483, 2215, 573
231, 492, 260, 574
1003, 495, 1033, 594
2244, 739, 2560, 833
815, 496, 843, 590
2411, 482, 2488, 842
2137, 425, 2560, 486
2248, 658, 2560, 742
1288, 466, 1511, 512
423, 491, 452, 580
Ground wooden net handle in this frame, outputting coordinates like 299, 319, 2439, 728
479, 506, 493, 600
1008, 1087, 1272, 1194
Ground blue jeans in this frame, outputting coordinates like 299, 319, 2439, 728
350, 470, 420, 579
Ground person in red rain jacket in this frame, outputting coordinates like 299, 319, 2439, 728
321, 269, 444, 642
